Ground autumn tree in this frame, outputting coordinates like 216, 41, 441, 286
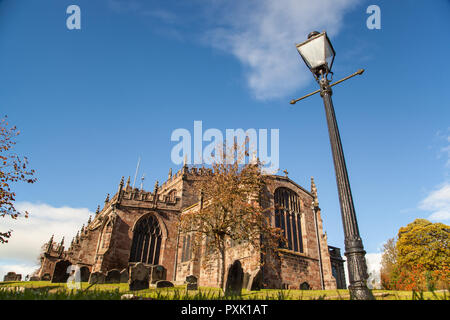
380, 237, 397, 289
0, 116, 36, 243
396, 219, 449, 271
178, 144, 283, 291
380, 219, 449, 290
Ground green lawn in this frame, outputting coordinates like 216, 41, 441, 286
0, 281, 447, 300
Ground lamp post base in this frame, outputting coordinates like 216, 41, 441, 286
349, 283, 375, 300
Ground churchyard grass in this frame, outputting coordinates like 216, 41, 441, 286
0, 281, 448, 300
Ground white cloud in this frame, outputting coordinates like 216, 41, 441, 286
0, 263, 39, 281
343, 252, 382, 289
0, 202, 92, 280
365, 252, 382, 289
419, 183, 450, 221
204, 0, 358, 100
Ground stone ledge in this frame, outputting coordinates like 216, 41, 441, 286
278, 249, 319, 261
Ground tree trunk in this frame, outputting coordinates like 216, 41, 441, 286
219, 239, 226, 291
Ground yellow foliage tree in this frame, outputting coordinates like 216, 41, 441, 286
396, 219, 449, 271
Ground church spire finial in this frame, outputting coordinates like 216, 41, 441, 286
47, 234, 54, 253
118, 176, 124, 193
126, 176, 131, 189
105, 193, 110, 203
168, 168, 172, 179
95, 205, 100, 215
311, 177, 319, 207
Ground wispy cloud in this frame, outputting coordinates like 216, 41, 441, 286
106, 0, 358, 100
417, 132, 450, 221
0, 202, 92, 279
203, 0, 358, 100
419, 183, 450, 221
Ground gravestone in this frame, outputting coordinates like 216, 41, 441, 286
186, 275, 198, 290
41, 273, 51, 281
129, 262, 150, 291
120, 268, 128, 283
80, 266, 90, 282
88, 272, 105, 284
105, 269, 121, 283
156, 280, 174, 288
224, 260, 244, 296
300, 282, 311, 290
29, 276, 40, 281
247, 269, 262, 291
150, 265, 166, 284
51, 260, 72, 283
3, 272, 19, 281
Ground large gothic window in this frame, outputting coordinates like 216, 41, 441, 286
129, 215, 162, 265
274, 188, 303, 253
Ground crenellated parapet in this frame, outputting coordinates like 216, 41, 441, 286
42, 235, 66, 259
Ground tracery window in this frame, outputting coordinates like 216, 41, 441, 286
129, 215, 162, 265
168, 190, 177, 202
274, 187, 303, 253
181, 234, 192, 262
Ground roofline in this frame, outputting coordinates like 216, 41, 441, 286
264, 174, 314, 198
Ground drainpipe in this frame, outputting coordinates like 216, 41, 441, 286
173, 227, 180, 281
313, 203, 325, 290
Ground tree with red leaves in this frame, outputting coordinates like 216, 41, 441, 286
0, 116, 37, 244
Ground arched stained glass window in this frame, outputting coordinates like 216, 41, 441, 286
274, 188, 303, 253
129, 215, 162, 265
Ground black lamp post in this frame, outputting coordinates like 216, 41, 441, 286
293, 31, 374, 300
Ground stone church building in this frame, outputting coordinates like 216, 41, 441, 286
37, 164, 346, 290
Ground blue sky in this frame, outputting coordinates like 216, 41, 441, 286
0, 0, 449, 279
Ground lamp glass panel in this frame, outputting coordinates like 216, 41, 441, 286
324, 37, 335, 70
297, 34, 326, 69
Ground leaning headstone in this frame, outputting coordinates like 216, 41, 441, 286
3, 272, 18, 282
41, 273, 51, 281
88, 272, 106, 284
80, 267, 91, 282
51, 260, 72, 283
300, 282, 311, 290
156, 280, 174, 288
247, 269, 262, 291
105, 269, 121, 284
242, 272, 250, 290
224, 260, 244, 296
186, 275, 198, 291
149, 265, 166, 284
129, 262, 150, 291
120, 268, 128, 283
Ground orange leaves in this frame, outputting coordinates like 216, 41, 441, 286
0, 116, 37, 244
